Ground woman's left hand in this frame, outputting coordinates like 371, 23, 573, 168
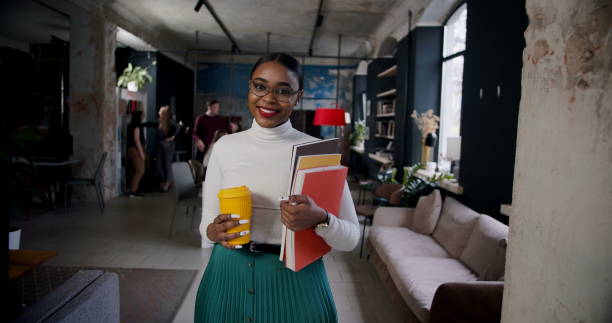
280, 195, 327, 231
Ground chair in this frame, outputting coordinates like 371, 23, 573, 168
187, 159, 204, 186
64, 152, 107, 213
356, 183, 403, 258
168, 162, 201, 238
356, 165, 397, 205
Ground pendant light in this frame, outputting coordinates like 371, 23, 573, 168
313, 34, 346, 127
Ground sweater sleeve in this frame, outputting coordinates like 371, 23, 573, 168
314, 182, 360, 251
199, 144, 222, 248
192, 115, 203, 141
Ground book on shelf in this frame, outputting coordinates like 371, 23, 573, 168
283, 165, 347, 272
388, 120, 395, 138
375, 120, 395, 138
376, 98, 396, 116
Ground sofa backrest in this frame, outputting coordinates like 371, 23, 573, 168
432, 197, 480, 258
460, 215, 509, 280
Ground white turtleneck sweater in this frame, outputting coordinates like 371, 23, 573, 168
199, 119, 360, 251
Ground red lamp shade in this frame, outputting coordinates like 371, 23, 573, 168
313, 108, 346, 126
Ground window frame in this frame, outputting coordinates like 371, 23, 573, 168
438, 2, 467, 171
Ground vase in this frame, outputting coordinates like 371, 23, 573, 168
127, 81, 138, 92
421, 133, 438, 164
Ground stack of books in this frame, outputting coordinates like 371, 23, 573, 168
279, 138, 348, 272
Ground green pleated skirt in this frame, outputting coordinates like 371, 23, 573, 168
194, 244, 337, 323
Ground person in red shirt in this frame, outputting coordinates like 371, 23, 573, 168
192, 100, 235, 162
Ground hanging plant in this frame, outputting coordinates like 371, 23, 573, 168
117, 61, 155, 91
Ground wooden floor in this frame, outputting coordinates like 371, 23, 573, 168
10, 185, 404, 323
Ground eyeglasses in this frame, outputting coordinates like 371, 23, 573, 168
249, 80, 301, 103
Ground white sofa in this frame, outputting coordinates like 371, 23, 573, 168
365, 191, 508, 323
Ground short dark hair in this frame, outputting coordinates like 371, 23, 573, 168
250, 52, 303, 90
129, 110, 143, 127
207, 100, 219, 107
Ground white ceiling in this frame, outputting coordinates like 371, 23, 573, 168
0, 0, 70, 44
111, 0, 402, 57
0, 0, 422, 59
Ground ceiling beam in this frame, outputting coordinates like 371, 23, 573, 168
181, 48, 373, 61
194, 0, 241, 53
308, 0, 324, 56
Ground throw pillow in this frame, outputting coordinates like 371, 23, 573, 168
410, 189, 442, 235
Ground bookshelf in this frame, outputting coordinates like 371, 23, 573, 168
368, 153, 393, 164
376, 88, 397, 98
365, 58, 397, 176
377, 65, 397, 78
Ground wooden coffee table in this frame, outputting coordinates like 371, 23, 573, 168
9, 250, 58, 280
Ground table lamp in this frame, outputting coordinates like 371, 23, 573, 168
446, 136, 461, 177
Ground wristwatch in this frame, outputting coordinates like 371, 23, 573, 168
315, 210, 330, 230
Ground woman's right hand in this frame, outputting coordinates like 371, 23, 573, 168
206, 214, 249, 249
140, 152, 146, 160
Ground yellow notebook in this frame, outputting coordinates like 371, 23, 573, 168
296, 154, 341, 170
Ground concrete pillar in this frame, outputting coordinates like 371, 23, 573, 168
69, 7, 118, 200
502, 1, 612, 322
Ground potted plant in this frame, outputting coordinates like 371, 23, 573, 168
117, 61, 155, 92
400, 163, 454, 207
349, 120, 366, 149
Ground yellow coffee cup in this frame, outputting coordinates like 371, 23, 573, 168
218, 185, 252, 245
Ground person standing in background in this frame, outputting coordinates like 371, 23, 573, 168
192, 100, 238, 162
126, 111, 146, 198
156, 106, 176, 192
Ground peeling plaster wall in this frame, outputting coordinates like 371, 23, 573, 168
502, 0, 612, 322
69, 7, 118, 200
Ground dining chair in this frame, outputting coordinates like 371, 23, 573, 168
168, 162, 201, 238
187, 159, 204, 186
356, 183, 404, 258
64, 152, 107, 213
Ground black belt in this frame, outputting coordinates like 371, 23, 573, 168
245, 241, 281, 254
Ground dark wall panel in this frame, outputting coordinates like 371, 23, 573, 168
458, 0, 527, 222
156, 53, 194, 160
405, 27, 443, 166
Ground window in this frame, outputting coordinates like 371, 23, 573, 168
438, 3, 467, 171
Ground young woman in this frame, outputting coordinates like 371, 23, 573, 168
195, 53, 359, 323
156, 106, 176, 192
126, 110, 146, 198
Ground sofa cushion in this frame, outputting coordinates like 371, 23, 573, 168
432, 197, 480, 258
410, 189, 442, 235
460, 215, 509, 280
386, 257, 478, 323
369, 226, 450, 265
